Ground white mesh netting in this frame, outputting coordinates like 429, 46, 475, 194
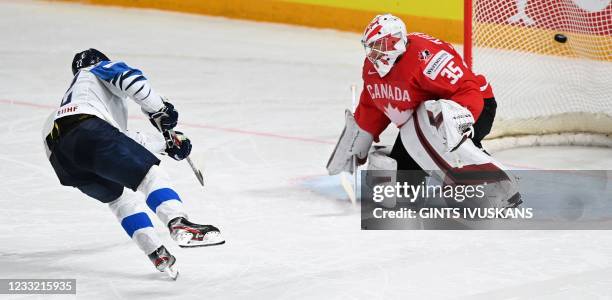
471, 0, 612, 150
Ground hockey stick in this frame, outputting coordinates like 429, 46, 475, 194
163, 129, 205, 187
184, 156, 205, 187
351, 84, 358, 204
340, 173, 356, 204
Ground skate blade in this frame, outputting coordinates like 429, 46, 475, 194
162, 265, 179, 281
179, 232, 225, 248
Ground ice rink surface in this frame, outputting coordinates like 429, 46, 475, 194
1, 1, 612, 299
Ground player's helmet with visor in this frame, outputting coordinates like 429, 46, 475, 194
71, 48, 109, 75
361, 14, 408, 77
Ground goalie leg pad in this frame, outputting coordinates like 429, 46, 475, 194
326, 109, 374, 175
365, 150, 398, 208
399, 100, 494, 169
399, 100, 520, 208
367, 149, 397, 171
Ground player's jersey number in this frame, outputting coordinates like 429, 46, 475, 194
60, 73, 79, 107
440, 61, 464, 85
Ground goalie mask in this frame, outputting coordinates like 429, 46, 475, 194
361, 14, 408, 77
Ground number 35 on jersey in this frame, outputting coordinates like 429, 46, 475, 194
423, 50, 464, 85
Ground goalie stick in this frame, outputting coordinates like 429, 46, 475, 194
340, 84, 359, 205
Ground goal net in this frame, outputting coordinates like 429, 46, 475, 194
465, 0, 612, 150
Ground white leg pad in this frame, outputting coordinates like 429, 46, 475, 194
366, 150, 398, 208
399, 100, 520, 208
400, 100, 506, 171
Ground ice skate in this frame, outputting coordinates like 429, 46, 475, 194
148, 245, 179, 280
168, 217, 225, 248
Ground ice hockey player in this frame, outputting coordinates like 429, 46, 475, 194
327, 14, 521, 208
42, 49, 224, 279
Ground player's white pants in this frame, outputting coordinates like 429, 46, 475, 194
398, 100, 519, 208
137, 165, 188, 226
108, 192, 161, 255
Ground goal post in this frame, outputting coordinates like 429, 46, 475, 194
464, 0, 612, 150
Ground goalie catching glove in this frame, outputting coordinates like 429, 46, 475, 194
432, 100, 475, 153
326, 109, 373, 175
164, 131, 192, 161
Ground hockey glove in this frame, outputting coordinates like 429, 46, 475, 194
164, 131, 192, 161
149, 101, 178, 132
434, 100, 475, 152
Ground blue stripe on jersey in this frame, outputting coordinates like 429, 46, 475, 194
121, 212, 153, 237
146, 188, 181, 213
90, 61, 145, 83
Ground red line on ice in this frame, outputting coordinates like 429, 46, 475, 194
0, 99, 335, 145
0, 99, 56, 109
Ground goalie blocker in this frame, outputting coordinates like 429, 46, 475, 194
328, 100, 521, 209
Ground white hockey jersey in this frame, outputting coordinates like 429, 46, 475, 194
43, 61, 166, 157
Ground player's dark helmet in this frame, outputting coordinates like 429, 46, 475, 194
71, 48, 109, 75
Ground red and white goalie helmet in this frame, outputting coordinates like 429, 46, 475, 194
361, 14, 408, 77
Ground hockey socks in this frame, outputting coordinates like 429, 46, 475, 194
108, 192, 162, 255
138, 165, 188, 225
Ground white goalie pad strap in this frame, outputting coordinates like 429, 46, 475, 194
399, 100, 519, 208
326, 109, 374, 175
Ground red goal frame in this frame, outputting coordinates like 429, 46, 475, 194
464, 0, 473, 70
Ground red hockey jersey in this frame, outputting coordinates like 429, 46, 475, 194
354, 32, 493, 141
